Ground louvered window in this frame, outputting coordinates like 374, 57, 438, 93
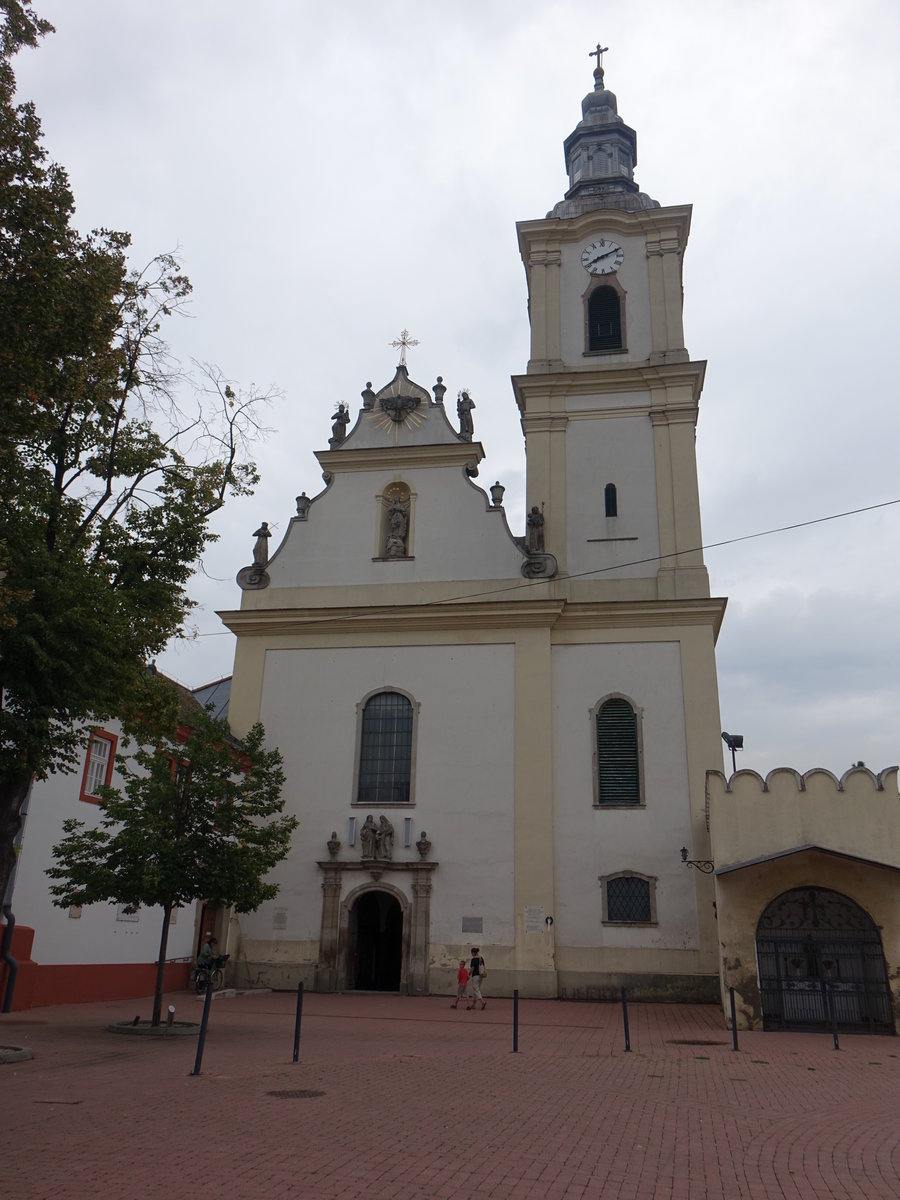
596, 698, 640, 805
588, 287, 623, 351
604, 482, 618, 517
357, 691, 413, 805
606, 875, 652, 923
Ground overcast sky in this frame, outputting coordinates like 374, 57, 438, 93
14, 0, 900, 776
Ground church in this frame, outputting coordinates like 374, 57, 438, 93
215, 55, 899, 1030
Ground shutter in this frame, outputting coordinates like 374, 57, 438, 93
596, 699, 640, 804
588, 287, 622, 351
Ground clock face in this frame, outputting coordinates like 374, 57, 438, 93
581, 239, 624, 275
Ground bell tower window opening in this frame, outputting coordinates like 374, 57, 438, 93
584, 282, 625, 354
604, 483, 618, 518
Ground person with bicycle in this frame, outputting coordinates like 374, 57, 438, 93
197, 933, 217, 970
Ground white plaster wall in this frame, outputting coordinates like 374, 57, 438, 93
564, 408, 660, 577
264, 467, 523, 590
11, 722, 197, 966
244, 642, 516, 948
342, 403, 461, 450
552, 642, 699, 949
559, 232, 651, 366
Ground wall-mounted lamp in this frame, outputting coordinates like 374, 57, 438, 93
721, 731, 744, 775
680, 846, 715, 874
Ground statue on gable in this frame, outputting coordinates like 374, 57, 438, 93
329, 403, 349, 446
457, 390, 475, 441
526, 506, 545, 554
252, 522, 271, 565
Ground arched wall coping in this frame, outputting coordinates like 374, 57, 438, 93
707, 765, 899, 797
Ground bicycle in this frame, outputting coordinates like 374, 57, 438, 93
193, 953, 229, 994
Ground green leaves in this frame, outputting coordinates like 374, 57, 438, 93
0, 2, 278, 906
48, 700, 296, 918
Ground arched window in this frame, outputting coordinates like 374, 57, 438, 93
587, 286, 623, 352
593, 696, 642, 806
356, 691, 414, 805
604, 482, 618, 517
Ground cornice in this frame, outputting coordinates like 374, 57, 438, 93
512, 360, 706, 416
516, 204, 693, 258
218, 596, 726, 639
313, 441, 485, 474
556, 598, 727, 638
218, 599, 568, 637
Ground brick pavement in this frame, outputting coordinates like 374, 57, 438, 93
1, 990, 898, 1199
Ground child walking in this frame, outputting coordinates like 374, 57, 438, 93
451, 959, 468, 1008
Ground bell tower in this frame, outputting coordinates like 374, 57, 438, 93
513, 49, 708, 599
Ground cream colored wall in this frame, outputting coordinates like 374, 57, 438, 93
558, 232, 652, 365
264, 466, 523, 588
708, 769, 900, 1029
552, 640, 698, 948
714, 850, 900, 1031
564, 408, 660, 577
707, 767, 900, 871
236, 642, 517, 950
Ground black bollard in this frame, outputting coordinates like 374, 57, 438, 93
190, 981, 214, 1076
825, 983, 840, 1051
512, 988, 519, 1054
292, 980, 304, 1063
621, 986, 631, 1053
729, 987, 739, 1051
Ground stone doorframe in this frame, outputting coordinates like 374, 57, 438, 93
316, 860, 437, 995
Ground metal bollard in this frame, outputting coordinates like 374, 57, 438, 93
292, 980, 304, 1063
729, 987, 739, 1051
621, 987, 631, 1053
512, 989, 519, 1054
190, 981, 214, 1075
825, 983, 840, 1051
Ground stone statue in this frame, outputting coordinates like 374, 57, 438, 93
526, 506, 545, 554
361, 382, 376, 410
385, 501, 409, 558
360, 815, 377, 860
295, 492, 311, 519
327, 831, 341, 861
252, 522, 271, 565
329, 403, 349, 446
375, 815, 394, 861
457, 390, 475, 441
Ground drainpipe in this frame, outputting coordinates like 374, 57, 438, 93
1, 781, 32, 1012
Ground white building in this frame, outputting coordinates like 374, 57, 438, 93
220, 59, 725, 1004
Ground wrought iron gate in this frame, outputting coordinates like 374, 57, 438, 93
756, 887, 893, 1034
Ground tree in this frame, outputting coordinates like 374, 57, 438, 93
0, 2, 275, 904
47, 697, 296, 1026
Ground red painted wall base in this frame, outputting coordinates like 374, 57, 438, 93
1, 925, 190, 1011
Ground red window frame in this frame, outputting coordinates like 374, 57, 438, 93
79, 729, 118, 804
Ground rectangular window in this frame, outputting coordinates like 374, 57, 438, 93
79, 730, 117, 803
604, 875, 654, 924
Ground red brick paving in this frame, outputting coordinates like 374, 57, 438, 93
1, 990, 898, 1199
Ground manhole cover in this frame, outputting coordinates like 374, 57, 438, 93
666, 1039, 729, 1046
0, 1045, 34, 1064
267, 1089, 325, 1099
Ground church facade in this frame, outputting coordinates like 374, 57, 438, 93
218, 60, 899, 1031
220, 59, 724, 1005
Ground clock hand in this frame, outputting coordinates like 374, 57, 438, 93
589, 248, 618, 266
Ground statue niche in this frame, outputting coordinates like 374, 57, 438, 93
378, 482, 412, 560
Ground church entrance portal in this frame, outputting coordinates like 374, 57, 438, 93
756, 887, 893, 1033
349, 890, 402, 991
